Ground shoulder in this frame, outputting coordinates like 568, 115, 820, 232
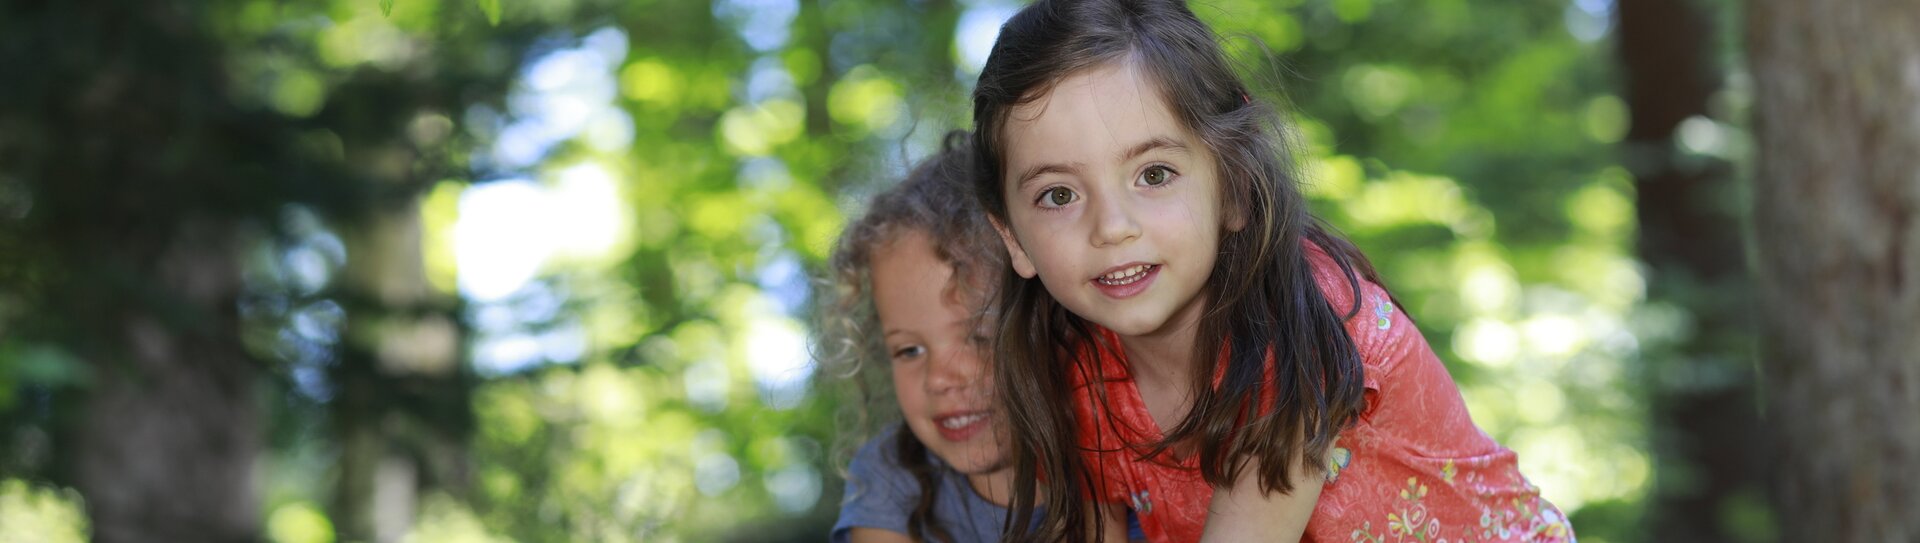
1302, 239, 1371, 320
834, 425, 917, 542
844, 427, 921, 505
847, 424, 913, 487
1302, 240, 1416, 381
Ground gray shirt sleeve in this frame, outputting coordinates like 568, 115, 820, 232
831, 428, 916, 543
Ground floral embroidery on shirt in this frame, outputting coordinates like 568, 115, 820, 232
1374, 297, 1395, 330
1129, 489, 1153, 515
1349, 476, 1576, 543
1478, 496, 1574, 542
1327, 444, 1354, 483
1351, 478, 1438, 543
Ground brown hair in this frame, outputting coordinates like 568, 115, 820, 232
818, 130, 1006, 542
970, 1, 1381, 540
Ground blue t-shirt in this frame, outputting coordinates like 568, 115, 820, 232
831, 424, 1145, 542
832, 425, 1015, 542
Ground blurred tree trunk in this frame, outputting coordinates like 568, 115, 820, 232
76, 221, 260, 543
1748, 0, 1920, 540
1617, 0, 1768, 540
8, 1, 274, 540
792, 0, 959, 196
797, 0, 840, 142
331, 189, 467, 543
5, 0, 533, 539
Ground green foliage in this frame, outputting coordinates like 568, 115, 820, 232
476, 0, 500, 26
0, 480, 88, 543
0, 342, 90, 410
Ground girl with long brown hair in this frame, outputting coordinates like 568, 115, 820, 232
970, 1, 1573, 541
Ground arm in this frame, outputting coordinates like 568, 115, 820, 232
848, 527, 914, 543
1110, 502, 1151, 543
1097, 501, 1132, 542
1198, 454, 1322, 543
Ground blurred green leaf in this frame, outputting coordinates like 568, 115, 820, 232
0, 341, 90, 389
477, 0, 499, 25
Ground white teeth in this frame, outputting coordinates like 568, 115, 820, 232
940, 413, 987, 429
1097, 265, 1152, 285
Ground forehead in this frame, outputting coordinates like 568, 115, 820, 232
1001, 60, 1189, 172
872, 230, 948, 288
870, 231, 959, 315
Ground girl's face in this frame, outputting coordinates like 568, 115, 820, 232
994, 60, 1234, 339
871, 230, 1007, 475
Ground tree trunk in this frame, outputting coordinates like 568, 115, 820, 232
75, 220, 260, 543
1617, 0, 1769, 540
332, 196, 465, 543
1749, 0, 1920, 540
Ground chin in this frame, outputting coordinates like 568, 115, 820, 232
949, 455, 1010, 476
928, 441, 1008, 474
1099, 315, 1170, 337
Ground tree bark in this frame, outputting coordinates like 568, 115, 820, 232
1749, 0, 1920, 540
76, 221, 260, 543
1617, 0, 1768, 539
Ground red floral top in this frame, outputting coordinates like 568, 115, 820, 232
1070, 243, 1575, 543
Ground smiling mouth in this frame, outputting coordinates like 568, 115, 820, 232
939, 412, 988, 429
933, 411, 991, 441
1095, 264, 1157, 286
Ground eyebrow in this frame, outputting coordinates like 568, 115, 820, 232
1012, 136, 1190, 191
1122, 137, 1188, 162
1014, 162, 1083, 192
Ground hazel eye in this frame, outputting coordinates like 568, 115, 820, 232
1140, 165, 1174, 187
1038, 187, 1077, 208
891, 345, 926, 361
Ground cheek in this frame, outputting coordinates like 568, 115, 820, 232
1141, 199, 1204, 242
1036, 260, 1082, 293
1173, 181, 1225, 234
892, 369, 922, 410
1017, 221, 1074, 266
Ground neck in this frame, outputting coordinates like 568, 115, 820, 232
1116, 291, 1209, 390
967, 465, 1017, 507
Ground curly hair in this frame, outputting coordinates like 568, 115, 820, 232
816, 130, 1006, 543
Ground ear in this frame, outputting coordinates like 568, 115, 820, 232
989, 215, 1039, 279
1224, 196, 1249, 233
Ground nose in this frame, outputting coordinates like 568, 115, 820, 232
1089, 190, 1141, 248
925, 343, 987, 396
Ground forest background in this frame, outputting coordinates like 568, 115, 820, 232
2, 0, 1913, 542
